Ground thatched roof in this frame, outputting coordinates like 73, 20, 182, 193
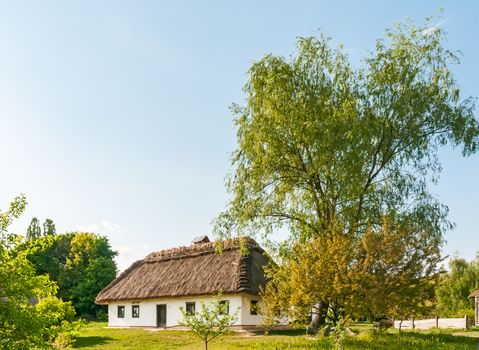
469, 290, 479, 298
96, 237, 269, 304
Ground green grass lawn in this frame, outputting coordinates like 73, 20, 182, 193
73, 322, 479, 350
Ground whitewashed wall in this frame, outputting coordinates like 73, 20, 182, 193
393, 317, 468, 330
240, 294, 263, 326
107, 293, 264, 327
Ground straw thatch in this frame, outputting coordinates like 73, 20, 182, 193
95, 237, 269, 304
469, 290, 479, 298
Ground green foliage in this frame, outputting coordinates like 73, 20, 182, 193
436, 256, 479, 318
216, 16, 478, 325
331, 313, 348, 350
26, 217, 57, 240
44, 218, 57, 236
0, 195, 81, 349
36, 297, 85, 349
179, 293, 239, 350
26, 217, 42, 240
20, 232, 118, 316
0, 195, 28, 236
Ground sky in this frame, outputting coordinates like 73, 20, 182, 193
0, 1, 477, 272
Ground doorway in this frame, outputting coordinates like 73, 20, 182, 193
156, 304, 167, 328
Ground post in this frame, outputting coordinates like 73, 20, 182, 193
435, 315, 439, 328
476, 297, 478, 326
465, 314, 468, 329
412, 318, 415, 330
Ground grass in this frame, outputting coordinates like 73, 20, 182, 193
72, 321, 479, 349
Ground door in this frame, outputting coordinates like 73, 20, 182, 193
156, 304, 167, 328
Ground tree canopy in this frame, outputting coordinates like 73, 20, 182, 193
216, 18, 479, 326
21, 232, 118, 316
0, 196, 81, 349
436, 256, 479, 319
26, 217, 57, 240
26, 217, 42, 241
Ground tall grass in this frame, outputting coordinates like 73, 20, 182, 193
73, 322, 478, 350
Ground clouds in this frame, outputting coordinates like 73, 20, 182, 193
75, 219, 151, 272
422, 19, 448, 36
101, 219, 122, 233
76, 223, 100, 232
113, 244, 154, 272
76, 219, 123, 234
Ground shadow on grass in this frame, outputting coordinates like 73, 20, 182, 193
73, 336, 114, 348
266, 329, 307, 337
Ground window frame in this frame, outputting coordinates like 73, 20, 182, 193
219, 300, 230, 315
250, 300, 258, 315
132, 304, 140, 318
117, 305, 125, 318
185, 302, 196, 315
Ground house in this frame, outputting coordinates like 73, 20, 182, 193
469, 289, 479, 326
95, 236, 270, 328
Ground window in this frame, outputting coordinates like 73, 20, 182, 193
132, 305, 140, 318
185, 302, 196, 315
219, 300, 230, 315
117, 306, 125, 318
250, 300, 258, 315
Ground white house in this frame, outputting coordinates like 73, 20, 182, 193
95, 236, 269, 328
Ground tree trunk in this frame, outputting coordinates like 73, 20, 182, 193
205, 340, 208, 350
308, 301, 328, 333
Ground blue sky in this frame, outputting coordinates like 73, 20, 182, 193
0, 1, 477, 271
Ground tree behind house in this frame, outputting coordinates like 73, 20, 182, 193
26, 217, 56, 239
43, 218, 56, 236
215, 16, 479, 330
0, 195, 82, 349
20, 232, 118, 316
26, 217, 42, 240
436, 256, 479, 319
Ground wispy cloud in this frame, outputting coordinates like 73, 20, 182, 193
101, 219, 123, 233
76, 223, 100, 232
76, 219, 123, 234
422, 19, 448, 36
113, 245, 150, 272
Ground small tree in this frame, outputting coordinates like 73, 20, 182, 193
179, 293, 239, 350
26, 217, 42, 240
43, 218, 56, 236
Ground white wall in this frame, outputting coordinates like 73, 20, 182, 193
240, 294, 263, 326
107, 293, 264, 327
393, 317, 468, 330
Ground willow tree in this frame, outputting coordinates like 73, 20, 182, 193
215, 18, 479, 329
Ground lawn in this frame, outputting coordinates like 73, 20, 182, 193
73, 322, 479, 350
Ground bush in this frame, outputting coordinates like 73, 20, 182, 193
35, 297, 85, 348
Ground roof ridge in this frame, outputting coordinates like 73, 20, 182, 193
144, 237, 262, 262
